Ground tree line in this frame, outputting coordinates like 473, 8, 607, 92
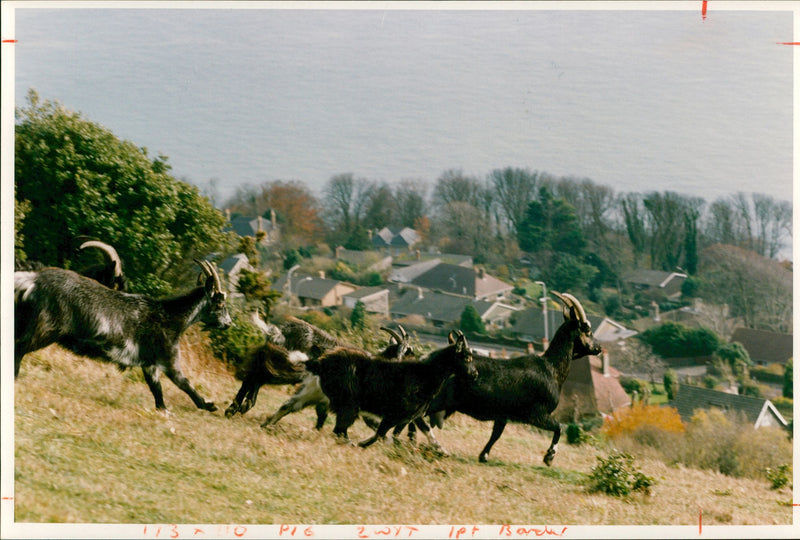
14, 90, 793, 332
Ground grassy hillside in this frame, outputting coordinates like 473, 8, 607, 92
10, 329, 794, 530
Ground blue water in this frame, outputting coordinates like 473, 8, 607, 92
12, 6, 793, 207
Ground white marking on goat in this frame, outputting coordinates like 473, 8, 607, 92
14, 272, 37, 301
288, 350, 308, 364
109, 339, 140, 366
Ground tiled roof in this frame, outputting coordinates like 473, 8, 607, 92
390, 288, 494, 324
730, 327, 793, 365
670, 384, 786, 427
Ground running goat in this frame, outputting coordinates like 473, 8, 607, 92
304, 331, 477, 449
427, 292, 601, 466
14, 259, 231, 412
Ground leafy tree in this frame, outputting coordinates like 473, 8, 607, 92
344, 225, 371, 251
783, 358, 793, 399
548, 253, 598, 293
350, 301, 368, 330
638, 322, 720, 358
489, 167, 540, 236
698, 244, 792, 332
236, 269, 282, 318
459, 304, 485, 334
517, 186, 585, 255
662, 369, 678, 400
15, 90, 231, 295
14, 185, 31, 262
283, 248, 302, 270
394, 179, 429, 229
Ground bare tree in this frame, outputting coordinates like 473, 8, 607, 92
323, 173, 375, 238
489, 167, 540, 236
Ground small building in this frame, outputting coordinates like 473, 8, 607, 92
405, 262, 514, 302
670, 385, 788, 429
227, 210, 280, 245
623, 269, 687, 299
334, 246, 393, 273
343, 287, 390, 318
390, 287, 517, 329
271, 273, 357, 308
729, 327, 793, 366
218, 253, 254, 294
372, 227, 420, 250
554, 354, 631, 422
509, 308, 635, 345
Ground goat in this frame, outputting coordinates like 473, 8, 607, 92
14, 259, 231, 412
77, 239, 127, 291
304, 331, 477, 449
225, 322, 412, 427
427, 292, 601, 466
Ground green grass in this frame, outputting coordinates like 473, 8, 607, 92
9, 330, 794, 529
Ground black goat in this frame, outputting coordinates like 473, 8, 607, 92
76, 239, 127, 291
427, 292, 600, 466
14, 259, 231, 411
304, 331, 477, 449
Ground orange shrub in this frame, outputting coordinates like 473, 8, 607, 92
602, 402, 686, 439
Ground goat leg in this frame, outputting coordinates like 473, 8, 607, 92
479, 419, 507, 463
540, 416, 562, 467
314, 402, 328, 430
162, 363, 217, 412
413, 417, 448, 456
142, 365, 168, 410
358, 417, 395, 448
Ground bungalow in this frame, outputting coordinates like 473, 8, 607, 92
218, 253, 254, 294
623, 269, 687, 299
404, 262, 514, 302
372, 226, 420, 250
343, 287, 390, 318
729, 327, 793, 366
554, 354, 631, 422
509, 307, 636, 344
271, 273, 357, 308
227, 209, 280, 245
670, 385, 788, 429
390, 287, 517, 329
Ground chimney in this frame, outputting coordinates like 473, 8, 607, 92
225, 208, 231, 222
602, 349, 610, 377
270, 209, 277, 227
318, 271, 326, 279
415, 249, 421, 261
651, 301, 660, 322
417, 287, 424, 300
478, 267, 485, 279
335, 246, 343, 259
257, 215, 264, 233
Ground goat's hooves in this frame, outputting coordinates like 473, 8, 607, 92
204, 402, 218, 412
479, 454, 488, 463
543, 453, 555, 467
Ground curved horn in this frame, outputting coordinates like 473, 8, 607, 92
397, 325, 408, 340
562, 293, 588, 324
80, 240, 122, 277
194, 259, 224, 293
550, 291, 572, 320
380, 326, 402, 344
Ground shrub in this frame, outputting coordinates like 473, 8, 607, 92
602, 403, 685, 441
638, 322, 720, 358
765, 464, 791, 490
350, 301, 368, 330
587, 451, 655, 497
566, 423, 586, 445
207, 307, 265, 371
783, 358, 793, 399
662, 369, 678, 400
619, 376, 647, 397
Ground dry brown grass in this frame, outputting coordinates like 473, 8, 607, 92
9, 329, 794, 531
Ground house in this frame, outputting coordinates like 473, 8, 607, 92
271, 273, 357, 308
729, 327, 793, 366
554, 354, 631, 422
390, 258, 442, 284
372, 227, 420, 250
389, 287, 517, 329
343, 287, 390, 318
509, 307, 636, 345
227, 210, 280, 245
623, 269, 687, 299
218, 253, 254, 294
670, 385, 788, 429
403, 262, 514, 302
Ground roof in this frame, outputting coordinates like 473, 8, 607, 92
555, 355, 631, 421
508, 307, 563, 341
229, 215, 276, 238
730, 327, 793, 365
410, 263, 513, 299
271, 273, 355, 301
343, 286, 389, 301
390, 288, 494, 324
670, 385, 788, 428
372, 227, 420, 248
218, 253, 251, 274
390, 258, 441, 283
624, 269, 686, 289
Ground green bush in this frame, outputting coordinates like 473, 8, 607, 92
207, 307, 265, 371
566, 423, 586, 445
638, 322, 720, 358
765, 464, 792, 490
620, 376, 647, 396
587, 451, 655, 497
